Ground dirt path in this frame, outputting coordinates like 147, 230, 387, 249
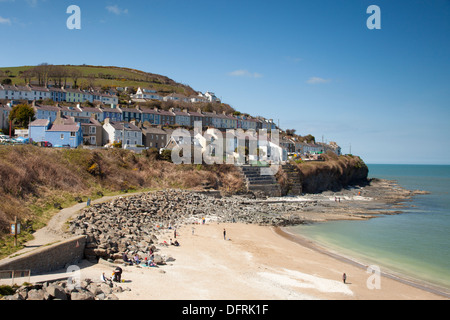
6, 192, 146, 259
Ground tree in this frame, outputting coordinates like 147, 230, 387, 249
71, 69, 82, 88
9, 104, 36, 128
303, 134, 316, 144
286, 129, 296, 136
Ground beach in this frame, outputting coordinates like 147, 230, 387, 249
3, 178, 448, 300
73, 222, 447, 300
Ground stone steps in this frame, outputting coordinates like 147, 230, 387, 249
281, 164, 303, 196
238, 165, 282, 197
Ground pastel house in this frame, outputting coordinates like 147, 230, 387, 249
29, 118, 83, 148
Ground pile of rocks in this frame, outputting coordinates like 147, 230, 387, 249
2, 278, 130, 300
68, 189, 308, 261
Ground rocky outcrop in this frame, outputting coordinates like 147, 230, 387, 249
297, 157, 369, 194
2, 278, 129, 300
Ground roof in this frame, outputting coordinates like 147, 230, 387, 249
158, 109, 175, 116
107, 121, 140, 131
34, 104, 60, 112
29, 119, 50, 127
142, 127, 168, 135
48, 124, 80, 132
171, 109, 189, 116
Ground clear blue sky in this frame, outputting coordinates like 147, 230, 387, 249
1, 0, 449, 164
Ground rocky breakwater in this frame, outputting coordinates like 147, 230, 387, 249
68, 190, 310, 262
2, 278, 129, 300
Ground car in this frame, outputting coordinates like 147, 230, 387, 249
14, 137, 30, 144
0, 134, 11, 142
39, 141, 53, 148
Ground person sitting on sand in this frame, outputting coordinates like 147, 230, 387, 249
122, 253, 133, 266
101, 272, 112, 286
173, 240, 180, 247
134, 254, 141, 265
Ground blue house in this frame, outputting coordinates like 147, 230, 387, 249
100, 105, 122, 122
141, 108, 161, 125
29, 118, 83, 148
33, 104, 60, 123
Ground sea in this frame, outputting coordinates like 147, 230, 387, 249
287, 164, 450, 295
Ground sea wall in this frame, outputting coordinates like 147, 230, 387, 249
0, 236, 86, 275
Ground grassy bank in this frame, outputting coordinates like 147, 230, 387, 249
0, 145, 244, 254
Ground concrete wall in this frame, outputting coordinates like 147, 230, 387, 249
0, 236, 86, 275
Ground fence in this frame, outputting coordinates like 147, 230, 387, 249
0, 270, 31, 286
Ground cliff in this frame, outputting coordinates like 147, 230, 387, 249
296, 154, 369, 194
276, 153, 369, 195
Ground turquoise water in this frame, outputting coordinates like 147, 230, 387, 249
288, 164, 450, 292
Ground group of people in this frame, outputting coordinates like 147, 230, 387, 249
122, 251, 157, 267
101, 266, 123, 285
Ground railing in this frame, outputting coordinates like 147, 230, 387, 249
0, 270, 31, 285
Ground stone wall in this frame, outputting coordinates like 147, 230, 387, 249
0, 236, 86, 275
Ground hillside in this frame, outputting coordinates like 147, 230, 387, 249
0, 64, 237, 114
0, 64, 197, 97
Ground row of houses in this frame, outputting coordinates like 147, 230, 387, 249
132, 88, 220, 104
27, 112, 287, 164
0, 84, 119, 105
0, 84, 221, 107
27, 102, 278, 131
279, 135, 342, 156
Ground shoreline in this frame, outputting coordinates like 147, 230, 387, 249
21, 221, 445, 300
2, 178, 448, 300
275, 226, 450, 299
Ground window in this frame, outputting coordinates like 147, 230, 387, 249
90, 126, 96, 134
61, 134, 64, 139
71, 132, 76, 137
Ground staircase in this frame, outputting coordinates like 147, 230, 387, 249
281, 164, 303, 195
238, 165, 282, 197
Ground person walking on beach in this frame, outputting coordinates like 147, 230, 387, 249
343, 273, 347, 284
223, 228, 227, 240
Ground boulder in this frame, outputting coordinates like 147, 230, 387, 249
45, 285, 68, 300
71, 291, 95, 300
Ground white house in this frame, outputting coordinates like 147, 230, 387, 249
190, 95, 208, 103
92, 92, 119, 105
163, 93, 190, 103
204, 91, 220, 103
134, 87, 162, 100
103, 119, 142, 147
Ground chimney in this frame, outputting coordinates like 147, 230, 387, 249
104, 118, 110, 125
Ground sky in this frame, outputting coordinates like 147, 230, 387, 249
0, 0, 449, 164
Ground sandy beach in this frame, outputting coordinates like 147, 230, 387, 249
72, 221, 447, 300
3, 179, 448, 301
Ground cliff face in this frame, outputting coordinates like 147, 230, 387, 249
294, 155, 369, 194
